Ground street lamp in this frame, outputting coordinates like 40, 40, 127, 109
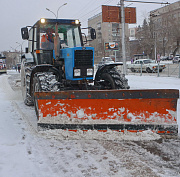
46, 3, 67, 19
10, 46, 19, 52
46, 3, 67, 59
16, 41, 24, 62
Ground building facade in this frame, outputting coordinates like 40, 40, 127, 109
88, 12, 130, 63
2, 51, 21, 69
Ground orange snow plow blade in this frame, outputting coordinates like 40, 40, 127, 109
34, 89, 179, 135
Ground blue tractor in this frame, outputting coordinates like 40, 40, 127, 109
19, 18, 179, 135
21, 18, 129, 106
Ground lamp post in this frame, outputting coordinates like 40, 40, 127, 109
16, 41, 24, 62
154, 33, 157, 62
10, 46, 18, 52
46, 3, 67, 59
46, 3, 67, 19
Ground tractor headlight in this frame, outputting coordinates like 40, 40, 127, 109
75, 20, 79, 24
87, 68, 93, 76
74, 69, 81, 76
40, 18, 46, 23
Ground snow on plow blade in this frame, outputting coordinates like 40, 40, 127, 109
34, 89, 179, 135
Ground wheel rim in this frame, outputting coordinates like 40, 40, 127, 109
146, 68, 151, 73
103, 80, 113, 89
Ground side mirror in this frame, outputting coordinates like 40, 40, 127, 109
21, 27, 29, 40
81, 33, 87, 45
25, 47, 28, 53
90, 28, 96, 40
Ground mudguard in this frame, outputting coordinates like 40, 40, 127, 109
34, 89, 179, 135
95, 62, 123, 81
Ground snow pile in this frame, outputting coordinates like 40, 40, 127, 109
39, 129, 161, 141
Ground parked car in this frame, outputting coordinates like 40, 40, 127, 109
160, 56, 168, 61
127, 59, 166, 73
172, 56, 180, 64
168, 56, 173, 60
97, 57, 114, 68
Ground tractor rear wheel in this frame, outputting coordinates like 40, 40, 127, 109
21, 65, 34, 106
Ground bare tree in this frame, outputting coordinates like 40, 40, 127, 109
135, 19, 155, 58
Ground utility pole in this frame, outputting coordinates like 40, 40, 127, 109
154, 33, 157, 62
120, 0, 127, 75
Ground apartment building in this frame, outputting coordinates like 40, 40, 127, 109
88, 12, 129, 63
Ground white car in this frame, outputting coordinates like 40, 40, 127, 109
97, 57, 114, 68
127, 59, 166, 73
172, 56, 180, 63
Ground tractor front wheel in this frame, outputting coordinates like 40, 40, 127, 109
99, 70, 130, 89
101, 73, 116, 89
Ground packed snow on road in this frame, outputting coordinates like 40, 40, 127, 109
0, 70, 180, 177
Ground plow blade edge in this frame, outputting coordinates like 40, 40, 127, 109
34, 89, 179, 134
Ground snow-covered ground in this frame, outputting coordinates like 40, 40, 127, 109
0, 70, 180, 177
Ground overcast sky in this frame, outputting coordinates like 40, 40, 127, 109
0, 0, 178, 52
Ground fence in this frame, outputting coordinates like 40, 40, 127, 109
125, 62, 180, 78
94, 62, 180, 78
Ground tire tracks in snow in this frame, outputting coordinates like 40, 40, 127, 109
100, 140, 160, 177
134, 138, 180, 176
100, 139, 180, 177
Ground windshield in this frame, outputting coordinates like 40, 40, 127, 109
143, 59, 153, 64
39, 23, 82, 50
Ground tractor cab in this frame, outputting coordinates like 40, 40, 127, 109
21, 18, 95, 65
